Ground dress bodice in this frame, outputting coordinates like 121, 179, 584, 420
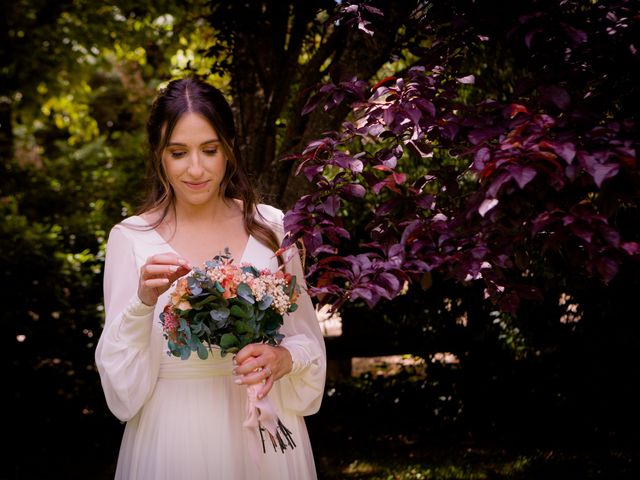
158, 348, 233, 379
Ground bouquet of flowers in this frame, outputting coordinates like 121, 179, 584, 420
160, 248, 300, 453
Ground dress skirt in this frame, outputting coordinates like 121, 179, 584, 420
114, 352, 316, 480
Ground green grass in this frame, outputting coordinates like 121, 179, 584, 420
306, 363, 638, 480
313, 438, 637, 480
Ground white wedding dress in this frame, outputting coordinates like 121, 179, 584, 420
95, 204, 326, 480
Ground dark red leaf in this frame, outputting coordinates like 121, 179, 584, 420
341, 183, 366, 198
622, 242, 640, 255
371, 76, 396, 92
539, 85, 570, 110
595, 256, 618, 282
469, 127, 502, 145
506, 165, 537, 189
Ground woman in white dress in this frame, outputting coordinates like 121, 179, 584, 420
95, 77, 326, 479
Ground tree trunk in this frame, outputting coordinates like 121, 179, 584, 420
215, 0, 414, 209
277, 2, 412, 207
226, 1, 323, 205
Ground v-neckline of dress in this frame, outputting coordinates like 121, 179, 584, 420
133, 215, 254, 266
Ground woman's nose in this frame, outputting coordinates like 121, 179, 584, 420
187, 152, 205, 177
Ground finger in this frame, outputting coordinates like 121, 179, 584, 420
234, 362, 272, 385
145, 253, 190, 267
234, 370, 263, 386
143, 278, 171, 288
170, 264, 192, 279
143, 264, 182, 276
141, 265, 192, 286
235, 343, 259, 364
258, 375, 275, 399
233, 357, 263, 376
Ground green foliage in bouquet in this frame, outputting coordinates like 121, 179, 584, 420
160, 249, 299, 359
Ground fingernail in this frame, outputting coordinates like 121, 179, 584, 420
257, 394, 263, 400
232, 368, 237, 375
178, 258, 188, 265
234, 378, 243, 385
169, 265, 178, 272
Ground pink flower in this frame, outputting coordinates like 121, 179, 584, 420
162, 305, 179, 341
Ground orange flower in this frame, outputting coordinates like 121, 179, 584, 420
170, 278, 192, 311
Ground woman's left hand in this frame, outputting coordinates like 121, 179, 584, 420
233, 344, 293, 399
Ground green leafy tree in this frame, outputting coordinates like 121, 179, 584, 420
3, 3, 210, 473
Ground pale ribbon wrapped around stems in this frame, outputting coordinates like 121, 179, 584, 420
243, 382, 296, 458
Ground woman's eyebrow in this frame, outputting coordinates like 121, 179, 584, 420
167, 138, 220, 147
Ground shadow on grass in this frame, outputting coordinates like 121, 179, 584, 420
309, 428, 637, 480
305, 366, 638, 480
10, 366, 638, 480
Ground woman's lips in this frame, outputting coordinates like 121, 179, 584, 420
183, 180, 210, 190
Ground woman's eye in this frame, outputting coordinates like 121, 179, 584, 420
170, 151, 186, 159
203, 149, 218, 156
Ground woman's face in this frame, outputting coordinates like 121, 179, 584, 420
162, 112, 227, 208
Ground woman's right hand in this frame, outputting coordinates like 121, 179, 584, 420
138, 253, 191, 306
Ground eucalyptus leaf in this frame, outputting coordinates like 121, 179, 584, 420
189, 336, 202, 351
220, 333, 239, 350
236, 283, 255, 304
230, 304, 250, 319
238, 333, 254, 348
210, 307, 230, 321
264, 315, 282, 332
258, 295, 273, 310
192, 295, 217, 309
240, 265, 259, 276
234, 320, 253, 335
187, 276, 199, 289
179, 318, 192, 341
196, 343, 208, 360
167, 340, 181, 356
246, 317, 258, 331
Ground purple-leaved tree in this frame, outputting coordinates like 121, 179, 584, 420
283, 0, 640, 314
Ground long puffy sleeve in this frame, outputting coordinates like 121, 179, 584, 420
259, 205, 327, 416
95, 225, 162, 422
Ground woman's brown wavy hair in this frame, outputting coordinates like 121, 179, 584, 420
138, 77, 281, 261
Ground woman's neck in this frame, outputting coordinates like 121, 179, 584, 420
171, 196, 242, 228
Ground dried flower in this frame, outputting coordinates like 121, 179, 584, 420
160, 248, 299, 359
